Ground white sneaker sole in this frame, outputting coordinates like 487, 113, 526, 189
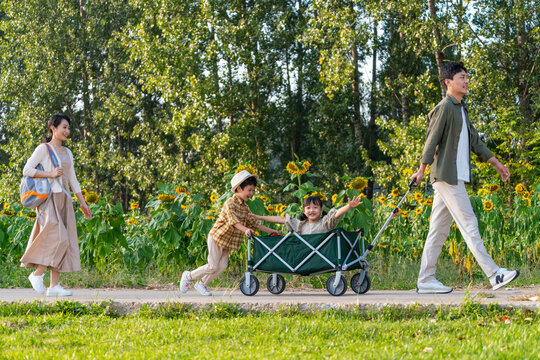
416, 286, 453, 294
492, 270, 519, 290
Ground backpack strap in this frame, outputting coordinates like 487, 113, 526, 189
44, 143, 72, 199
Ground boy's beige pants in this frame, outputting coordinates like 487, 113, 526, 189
417, 181, 499, 284
190, 235, 230, 285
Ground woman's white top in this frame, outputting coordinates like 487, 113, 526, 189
22, 143, 82, 194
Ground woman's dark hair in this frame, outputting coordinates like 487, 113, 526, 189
299, 196, 327, 221
440, 61, 467, 90
43, 114, 71, 143
237, 176, 258, 192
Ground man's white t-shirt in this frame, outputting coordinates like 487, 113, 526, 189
456, 107, 470, 182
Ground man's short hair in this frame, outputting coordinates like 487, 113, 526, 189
440, 61, 467, 89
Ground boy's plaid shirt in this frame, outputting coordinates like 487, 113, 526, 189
209, 194, 260, 251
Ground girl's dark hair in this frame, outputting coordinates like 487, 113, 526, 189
43, 114, 71, 143
237, 176, 258, 192
299, 196, 327, 221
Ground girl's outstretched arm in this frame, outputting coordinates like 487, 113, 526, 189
249, 213, 286, 224
334, 196, 361, 220
256, 223, 282, 236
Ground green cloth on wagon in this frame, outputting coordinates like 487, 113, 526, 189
252, 229, 364, 275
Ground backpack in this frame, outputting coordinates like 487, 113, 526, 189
20, 143, 62, 209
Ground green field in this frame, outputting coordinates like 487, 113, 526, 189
0, 301, 538, 359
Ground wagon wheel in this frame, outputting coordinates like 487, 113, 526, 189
266, 274, 286, 295
326, 275, 347, 296
239, 274, 259, 296
350, 272, 371, 294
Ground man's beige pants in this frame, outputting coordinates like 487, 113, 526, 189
418, 181, 499, 284
190, 235, 230, 285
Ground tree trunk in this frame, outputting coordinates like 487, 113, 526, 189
367, 20, 378, 199
427, 0, 446, 98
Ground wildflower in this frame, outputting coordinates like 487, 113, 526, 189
348, 177, 368, 192
415, 207, 423, 215
489, 184, 500, 193
515, 183, 526, 194
378, 242, 388, 248
286, 162, 300, 174
260, 195, 269, 202
522, 191, 530, 200
423, 199, 433, 206
378, 196, 386, 204
175, 186, 189, 195
157, 194, 175, 203
181, 204, 189, 211
236, 164, 256, 175
391, 189, 400, 197
186, 232, 192, 238
477, 188, 488, 197
130, 202, 139, 210
414, 193, 422, 201
26, 212, 37, 219
483, 200, 494, 211
210, 194, 217, 202
413, 252, 419, 258
85, 191, 98, 204
402, 168, 413, 176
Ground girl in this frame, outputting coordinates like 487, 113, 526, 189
21, 114, 92, 297
250, 195, 361, 234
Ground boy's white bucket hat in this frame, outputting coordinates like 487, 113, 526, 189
230, 170, 258, 192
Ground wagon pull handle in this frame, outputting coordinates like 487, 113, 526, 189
409, 177, 417, 191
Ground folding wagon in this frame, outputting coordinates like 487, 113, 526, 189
239, 179, 418, 296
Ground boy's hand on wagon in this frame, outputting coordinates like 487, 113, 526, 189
244, 228, 255, 237
348, 196, 361, 208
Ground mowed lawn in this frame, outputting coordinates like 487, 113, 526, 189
0, 302, 538, 359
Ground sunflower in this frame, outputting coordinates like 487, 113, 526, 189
489, 184, 500, 193
130, 202, 139, 210
391, 189, 400, 197
158, 194, 175, 203
186, 232, 192, 238
259, 195, 269, 202
277, 204, 287, 213
378, 196, 386, 203
81, 189, 88, 197
423, 199, 433, 206
424, 167, 430, 174
483, 200, 494, 211
348, 177, 368, 192
181, 204, 189, 211
2, 209, 14, 217
210, 194, 217, 203
266, 205, 276, 213
415, 207, 423, 215
414, 192, 422, 201
401, 211, 409, 218
236, 164, 256, 175
311, 192, 327, 200
302, 161, 311, 172
477, 188, 488, 197
522, 191, 530, 200
3, 203, 9, 209
286, 162, 300, 174
85, 191, 98, 204
175, 186, 189, 195
515, 183, 526, 194
26, 212, 37, 219
205, 215, 213, 220
332, 194, 338, 203
402, 168, 413, 176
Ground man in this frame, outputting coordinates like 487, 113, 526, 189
411, 61, 519, 294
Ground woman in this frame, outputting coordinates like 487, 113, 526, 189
21, 114, 92, 296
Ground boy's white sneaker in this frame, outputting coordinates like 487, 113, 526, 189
28, 273, 45, 294
490, 268, 519, 290
180, 271, 192, 293
46, 284, 72, 297
194, 281, 212, 296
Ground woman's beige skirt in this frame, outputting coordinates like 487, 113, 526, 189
20, 192, 80, 272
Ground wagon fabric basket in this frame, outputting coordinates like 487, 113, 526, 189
252, 228, 364, 276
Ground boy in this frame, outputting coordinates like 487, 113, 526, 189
180, 170, 277, 296
411, 61, 519, 294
